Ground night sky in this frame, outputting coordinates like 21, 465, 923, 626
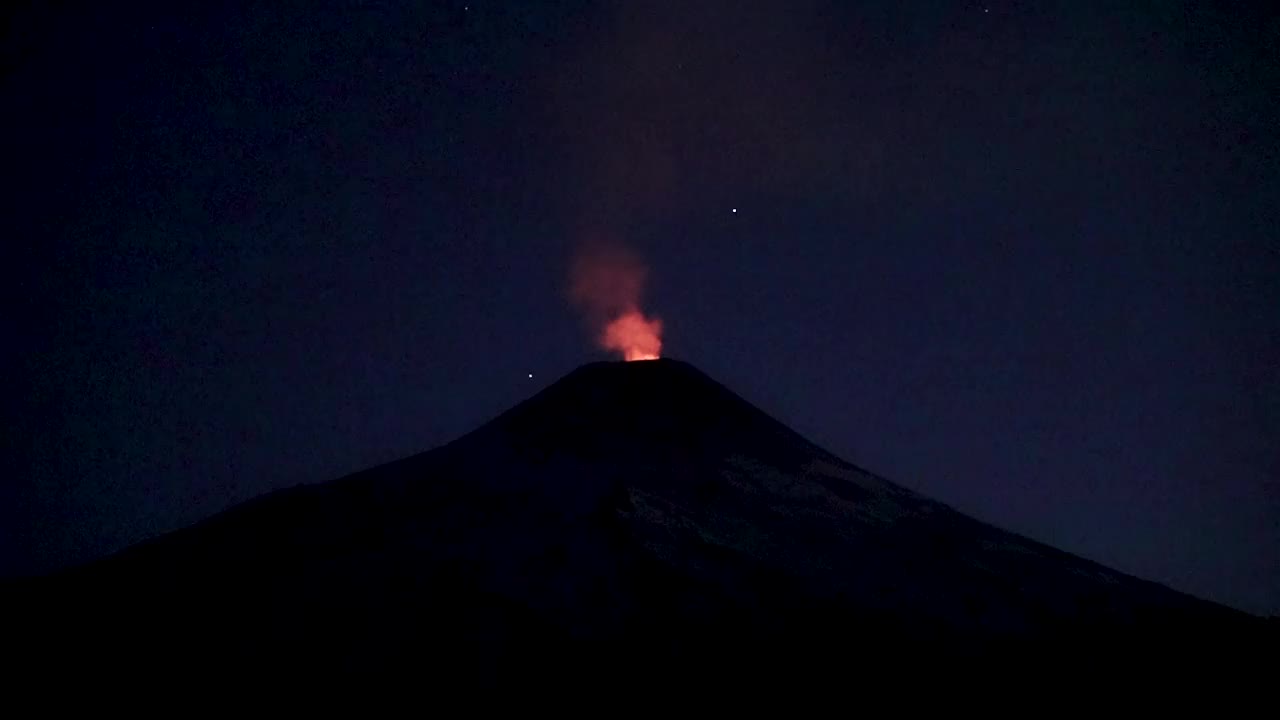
4, 1, 1276, 616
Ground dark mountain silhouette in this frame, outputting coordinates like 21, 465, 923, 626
9, 359, 1264, 686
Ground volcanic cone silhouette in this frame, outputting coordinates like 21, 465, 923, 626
10, 360, 1261, 686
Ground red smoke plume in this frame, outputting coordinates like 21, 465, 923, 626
602, 310, 663, 361
570, 244, 663, 361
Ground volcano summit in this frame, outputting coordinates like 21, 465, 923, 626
10, 359, 1262, 685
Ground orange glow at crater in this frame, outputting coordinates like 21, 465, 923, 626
570, 243, 664, 362
601, 309, 662, 361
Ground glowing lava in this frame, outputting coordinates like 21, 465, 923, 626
601, 309, 663, 361
569, 243, 664, 361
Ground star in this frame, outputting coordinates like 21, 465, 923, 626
731, 208, 738, 214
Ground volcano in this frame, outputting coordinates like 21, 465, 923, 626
10, 360, 1263, 685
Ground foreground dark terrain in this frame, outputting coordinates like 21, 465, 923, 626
9, 360, 1264, 685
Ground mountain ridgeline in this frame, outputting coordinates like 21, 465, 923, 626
12, 359, 1261, 685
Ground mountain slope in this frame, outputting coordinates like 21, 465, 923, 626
11, 359, 1261, 685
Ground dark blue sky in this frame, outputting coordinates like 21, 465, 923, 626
4, 1, 1277, 615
